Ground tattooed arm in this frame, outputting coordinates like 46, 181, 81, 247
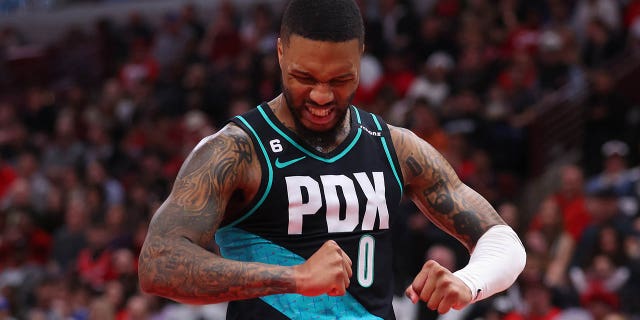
390, 126, 504, 251
139, 124, 353, 304
138, 124, 296, 304
390, 125, 524, 313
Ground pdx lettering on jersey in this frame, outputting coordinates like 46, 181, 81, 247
215, 103, 404, 320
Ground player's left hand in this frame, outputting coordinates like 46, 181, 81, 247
405, 260, 472, 314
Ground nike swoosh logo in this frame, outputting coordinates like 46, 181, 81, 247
275, 156, 306, 169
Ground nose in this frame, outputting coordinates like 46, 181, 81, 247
309, 83, 334, 106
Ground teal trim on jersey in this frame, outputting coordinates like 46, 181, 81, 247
370, 114, 404, 196
218, 116, 273, 230
257, 105, 362, 163
215, 227, 382, 320
353, 106, 362, 124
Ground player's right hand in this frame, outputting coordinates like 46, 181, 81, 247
294, 240, 353, 297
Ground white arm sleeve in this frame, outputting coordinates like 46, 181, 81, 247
453, 225, 526, 302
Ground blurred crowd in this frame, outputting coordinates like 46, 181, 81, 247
1, 0, 640, 319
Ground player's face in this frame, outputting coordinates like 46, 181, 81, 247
278, 35, 362, 133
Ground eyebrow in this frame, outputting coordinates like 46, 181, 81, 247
290, 70, 354, 80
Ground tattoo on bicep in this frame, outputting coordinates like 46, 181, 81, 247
406, 156, 423, 177
174, 167, 213, 212
232, 135, 253, 164
173, 131, 253, 215
214, 157, 238, 187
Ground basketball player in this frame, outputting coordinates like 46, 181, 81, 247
138, 0, 526, 318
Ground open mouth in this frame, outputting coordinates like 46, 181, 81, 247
306, 105, 332, 117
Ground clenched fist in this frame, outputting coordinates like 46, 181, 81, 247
294, 240, 353, 297
405, 260, 472, 314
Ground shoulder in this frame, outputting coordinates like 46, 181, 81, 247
387, 124, 434, 159
191, 123, 251, 155
209, 122, 250, 141
177, 123, 256, 181
388, 124, 417, 144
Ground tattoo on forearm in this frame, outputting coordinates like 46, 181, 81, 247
423, 179, 454, 214
393, 127, 503, 248
453, 211, 485, 243
140, 235, 295, 303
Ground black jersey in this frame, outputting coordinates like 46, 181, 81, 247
216, 103, 404, 319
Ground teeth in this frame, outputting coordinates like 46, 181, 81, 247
308, 107, 330, 117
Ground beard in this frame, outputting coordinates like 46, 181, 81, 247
282, 86, 354, 150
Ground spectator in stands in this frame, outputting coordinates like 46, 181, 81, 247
0, 295, 14, 320
88, 297, 115, 320
378, 0, 419, 54
497, 49, 538, 116
582, 18, 625, 68
240, 2, 277, 55
586, 140, 637, 201
118, 40, 159, 94
180, 4, 205, 42
461, 149, 501, 204
407, 51, 454, 109
122, 12, 153, 49
554, 164, 592, 242
0, 207, 51, 268
573, 0, 622, 43
482, 84, 528, 179
0, 102, 26, 162
570, 224, 631, 315
14, 150, 50, 214
619, 218, 640, 315
152, 12, 194, 79
406, 98, 449, 152
526, 197, 575, 292
76, 221, 117, 292
104, 204, 132, 250
413, 14, 457, 67
41, 112, 85, 180
574, 187, 632, 268
51, 196, 88, 272
201, 2, 242, 70
583, 70, 633, 175
0, 156, 18, 201
503, 282, 562, 320
569, 252, 626, 319
119, 294, 152, 320
85, 160, 124, 207
537, 30, 571, 92
497, 201, 522, 234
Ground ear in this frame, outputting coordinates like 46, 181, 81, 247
277, 38, 284, 67
361, 43, 365, 55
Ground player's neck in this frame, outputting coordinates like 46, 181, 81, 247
268, 95, 351, 154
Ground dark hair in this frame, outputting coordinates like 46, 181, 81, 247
280, 0, 364, 45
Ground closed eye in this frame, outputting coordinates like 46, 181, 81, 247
292, 75, 317, 85
330, 78, 353, 86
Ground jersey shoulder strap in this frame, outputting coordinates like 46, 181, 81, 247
220, 107, 273, 228
352, 107, 405, 191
